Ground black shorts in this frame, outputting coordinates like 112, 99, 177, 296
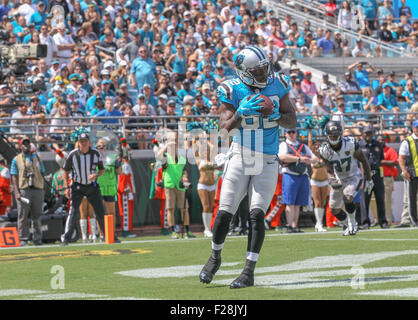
102, 195, 115, 202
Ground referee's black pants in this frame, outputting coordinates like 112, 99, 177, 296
407, 177, 418, 226
62, 183, 106, 242
363, 173, 387, 227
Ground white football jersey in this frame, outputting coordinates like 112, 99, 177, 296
319, 136, 362, 180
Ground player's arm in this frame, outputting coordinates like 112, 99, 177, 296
219, 102, 242, 133
353, 147, 372, 181
277, 93, 297, 129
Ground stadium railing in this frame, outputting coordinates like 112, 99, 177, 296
266, 0, 407, 58
3, 111, 416, 149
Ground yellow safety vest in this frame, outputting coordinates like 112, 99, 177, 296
406, 135, 418, 178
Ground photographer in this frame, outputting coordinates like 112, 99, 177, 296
156, 131, 194, 239
10, 136, 45, 246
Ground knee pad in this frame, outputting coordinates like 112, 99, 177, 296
249, 208, 265, 223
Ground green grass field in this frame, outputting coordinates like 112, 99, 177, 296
1, 226, 418, 301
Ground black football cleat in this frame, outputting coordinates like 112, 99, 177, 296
199, 256, 221, 284
229, 271, 254, 289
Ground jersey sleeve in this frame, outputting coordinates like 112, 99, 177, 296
318, 142, 332, 161
216, 80, 235, 106
275, 73, 290, 98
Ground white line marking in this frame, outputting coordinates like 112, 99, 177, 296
0, 289, 47, 296
358, 288, 418, 298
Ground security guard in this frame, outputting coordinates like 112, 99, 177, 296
61, 132, 107, 246
358, 125, 389, 229
398, 120, 418, 226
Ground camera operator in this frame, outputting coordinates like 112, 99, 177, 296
10, 136, 45, 246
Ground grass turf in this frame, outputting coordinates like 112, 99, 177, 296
1, 226, 418, 300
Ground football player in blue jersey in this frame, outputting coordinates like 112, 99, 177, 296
199, 46, 297, 289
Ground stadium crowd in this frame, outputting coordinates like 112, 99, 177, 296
0, 0, 415, 241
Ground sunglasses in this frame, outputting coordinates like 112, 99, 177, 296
287, 130, 297, 134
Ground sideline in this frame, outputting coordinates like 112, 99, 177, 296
0, 226, 416, 251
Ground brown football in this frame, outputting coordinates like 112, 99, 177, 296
250, 94, 274, 116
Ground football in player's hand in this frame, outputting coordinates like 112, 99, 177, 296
251, 94, 274, 116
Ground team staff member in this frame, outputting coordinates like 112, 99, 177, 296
358, 125, 389, 229
61, 132, 107, 246
398, 120, 418, 226
96, 138, 122, 243
11, 137, 45, 246
377, 134, 399, 226
279, 128, 316, 233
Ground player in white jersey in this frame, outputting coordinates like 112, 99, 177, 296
199, 46, 297, 289
318, 121, 374, 236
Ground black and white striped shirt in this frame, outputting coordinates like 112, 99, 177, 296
63, 148, 104, 185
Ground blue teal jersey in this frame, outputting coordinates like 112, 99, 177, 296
216, 73, 290, 155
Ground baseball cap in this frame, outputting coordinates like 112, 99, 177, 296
100, 69, 110, 76
285, 128, 297, 133
159, 94, 168, 100
143, 83, 151, 89
202, 83, 210, 90
78, 132, 90, 140
344, 71, 351, 76
198, 41, 205, 46
167, 99, 176, 105
305, 71, 312, 76
103, 60, 114, 69
0, 84, 7, 90
413, 120, 418, 128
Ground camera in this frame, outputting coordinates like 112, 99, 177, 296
27, 172, 35, 187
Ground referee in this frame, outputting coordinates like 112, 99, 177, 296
61, 132, 107, 246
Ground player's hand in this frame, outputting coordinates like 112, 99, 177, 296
364, 179, 374, 194
329, 177, 342, 189
267, 99, 281, 121
402, 170, 411, 182
237, 93, 263, 117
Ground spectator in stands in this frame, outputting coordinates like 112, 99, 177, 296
338, 71, 362, 95
321, 73, 337, 96
333, 30, 343, 57
400, 71, 417, 89
399, 0, 412, 19
402, 80, 417, 104
406, 36, 418, 57
94, 96, 123, 124
378, 22, 394, 43
290, 78, 310, 105
301, 71, 318, 101
309, 40, 322, 57
377, 83, 398, 111
377, 0, 395, 27
361, 86, 376, 111
323, 0, 337, 23
348, 61, 374, 89
317, 29, 334, 55
53, 23, 76, 65
312, 92, 331, 116
130, 45, 157, 92
337, 1, 353, 30
352, 39, 371, 57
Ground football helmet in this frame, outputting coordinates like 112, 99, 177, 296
324, 120, 343, 146
234, 46, 272, 89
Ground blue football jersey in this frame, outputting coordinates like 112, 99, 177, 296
216, 73, 290, 155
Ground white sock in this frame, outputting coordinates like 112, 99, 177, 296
314, 208, 324, 227
80, 219, 88, 240
90, 218, 97, 238
202, 212, 212, 232
347, 212, 356, 226
246, 252, 259, 262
